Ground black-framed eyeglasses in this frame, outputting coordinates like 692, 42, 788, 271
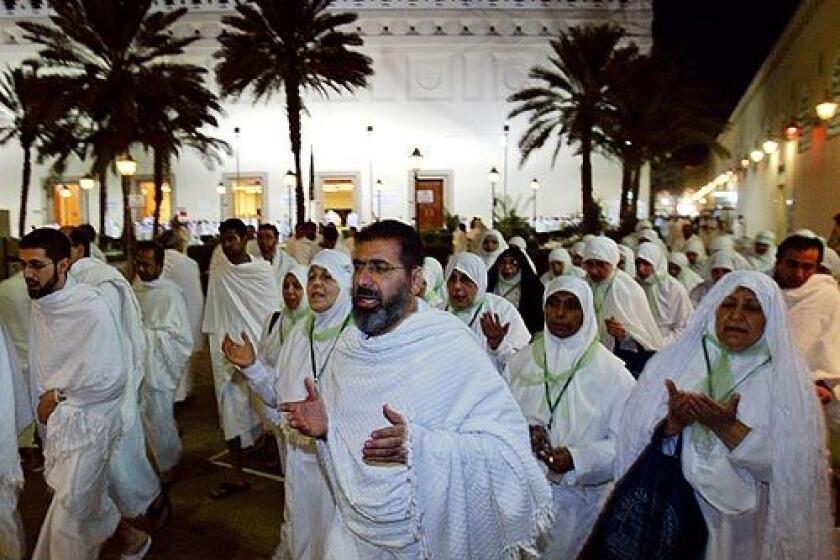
352, 259, 408, 276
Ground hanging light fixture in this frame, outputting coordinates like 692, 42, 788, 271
784, 120, 801, 140
161, 182, 172, 193
750, 149, 765, 163
79, 176, 95, 190
58, 184, 72, 198
216, 182, 226, 195
740, 157, 751, 168
815, 95, 838, 121
409, 147, 424, 171
116, 153, 137, 176
488, 167, 500, 184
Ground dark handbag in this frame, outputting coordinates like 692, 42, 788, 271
578, 424, 708, 560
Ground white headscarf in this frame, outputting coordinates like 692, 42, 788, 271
543, 277, 598, 366
617, 244, 635, 275
668, 251, 704, 294
822, 247, 840, 281
571, 241, 587, 262
309, 249, 353, 333
541, 248, 586, 284
702, 249, 752, 281
618, 271, 832, 559
477, 229, 507, 269
282, 265, 310, 317
422, 256, 446, 308
508, 236, 537, 273
583, 236, 620, 267
684, 236, 708, 272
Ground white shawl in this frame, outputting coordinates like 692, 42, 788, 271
133, 278, 194, 392
163, 248, 204, 352
617, 244, 635, 275
636, 243, 693, 345
1, 324, 30, 489
684, 236, 708, 273
202, 249, 278, 350
617, 271, 833, 560
318, 309, 552, 558
540, 248, 586, 285
262, 246, 298, 303
505, 277, 634, 486
29, 280, 126, 407
584, 237, 663, 352
783, 274, 840, 384
0, 273, 30, 375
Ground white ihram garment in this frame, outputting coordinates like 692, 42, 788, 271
505, 277, 635, 558
29, 282, 125, 560
783, 274, 840, 385
314, 309, 552, 559
203, 250, 278, 447
0, 325, 31, 560
0, 273, 34, 448
242, 251, 352, 560
162, 248, 204, 402
134, 278, 193, 472
617, 272, 833, 559
69, 258, 161, 517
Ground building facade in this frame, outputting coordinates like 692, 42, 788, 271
0, 0, 652, 234
703, 0, 839, 240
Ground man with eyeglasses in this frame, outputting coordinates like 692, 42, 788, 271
279, 220, 552, 558
20, 228, 151, 559
774, 234, 840, 403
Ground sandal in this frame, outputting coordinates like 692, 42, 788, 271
208, 481, 250, 500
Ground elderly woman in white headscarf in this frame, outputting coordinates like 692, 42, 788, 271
223, 249, 353, 559
477, 229, 508, 269
583, 237, 663, 376
636, 243, 693, 345
669, 251, 704, 294
445, 252, 530, 372
540, 248, 586, 285
617, 244, 635, 275
571, 241, 587, 268
617, 271, 832, 559
420, 256, 446, 309
505, 277, 635, 559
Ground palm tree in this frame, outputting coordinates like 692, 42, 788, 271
136, 64, 230, 237
508, 24, 624, 233
215, 0, 373, 224
19, 0, 199, 250
0, 63, 67, 237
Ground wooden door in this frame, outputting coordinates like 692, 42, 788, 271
415, 178, 444, 230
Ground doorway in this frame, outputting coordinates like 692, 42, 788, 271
137, 179, 173, 221
49, 181, 84, 227
226, 176, 265, 221
415, 178, 444, 230
317, 173, 359, 226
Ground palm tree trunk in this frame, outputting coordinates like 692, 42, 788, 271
618, 154, 632, 234
18, 144, 32, 238
98, 168, 108, 241
285, 79, 305, 224
580, 130, 597, 233
152, 147, 164, 240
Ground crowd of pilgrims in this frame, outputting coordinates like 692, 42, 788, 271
1, 213, 839, 559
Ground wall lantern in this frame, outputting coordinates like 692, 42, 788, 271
749, 149, 765, 163
816, 96, 838, 121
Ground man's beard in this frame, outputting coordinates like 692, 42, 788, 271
353, 284, 412, 336
26, 270, 60, 299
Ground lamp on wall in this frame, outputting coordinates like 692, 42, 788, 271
815, 95, 838, 121
761, 138, 779, 154
784, 120, 801, 140
116, 153, 137, 177
79, 176, 95, 191
58, 184, 72, 198
749, 149, 765, 163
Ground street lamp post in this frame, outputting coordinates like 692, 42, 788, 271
116, 152, 138, 272
488, 167, 500, 227
79, 175, 95, 222
284, 170, 296, 230
375, 179, 384, 220
529, 178, 540, 225
216, 182, 226, 220
409, 147, 423, 227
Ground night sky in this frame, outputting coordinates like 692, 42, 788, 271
653, 0, 802, 123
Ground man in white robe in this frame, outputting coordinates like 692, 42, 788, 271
636, 242, 693, 345
445, 252, 531, 372
285, 223, 319, 266
203, 218, 277, 497
617, 272, 832, 559
67, 229, 163, 524
133, 242, 193, 483
278, 220, 552, 558
0, 272, 36, 449
583, 237, 662, 376
21, 228, 150, 559
160, 229, 204, 404
0, 324, 32, 560
224, 251, 352, 559
257, 223, 298, 302
505, 277, 635, 558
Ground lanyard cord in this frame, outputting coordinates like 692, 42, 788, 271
701, 336, 770, 402
542, 337, 599, 430
308, 314, 352, 381
446, 298, 485, 328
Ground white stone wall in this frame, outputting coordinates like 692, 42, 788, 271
0, 2, 652, 232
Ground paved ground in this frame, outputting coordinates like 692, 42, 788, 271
19, 344, 284, 559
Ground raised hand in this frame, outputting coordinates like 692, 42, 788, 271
480, 312, 510, 350
280, 378, 328, 439
363, 404, 407, 464
692, 393, 740, 432
222, 331, 256, 368
663, 379, 696, 436
605, 316, 627, 341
